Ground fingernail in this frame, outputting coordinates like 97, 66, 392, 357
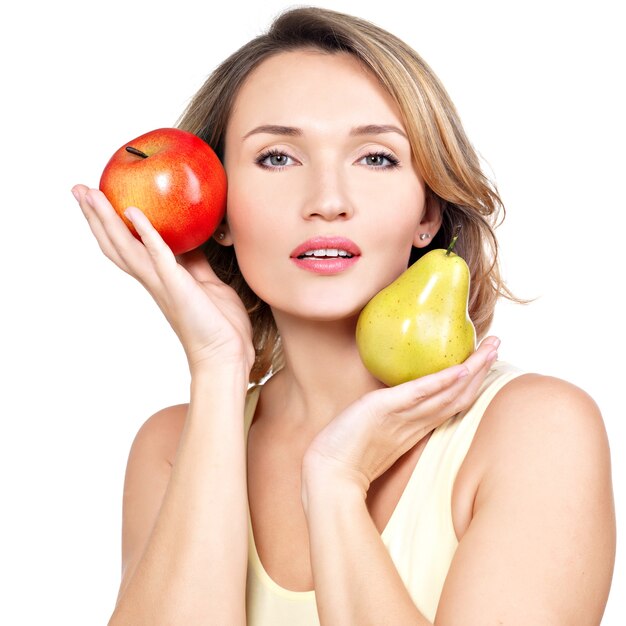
492, 337, 501, 349
124, 207, 138, 223
488, 350, 498, 362
71, 187, 80, 202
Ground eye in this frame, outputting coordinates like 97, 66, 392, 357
255, 149, 298, 171
359, 151, 401, 169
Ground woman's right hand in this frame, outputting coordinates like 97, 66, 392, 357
72, 185, 255, 377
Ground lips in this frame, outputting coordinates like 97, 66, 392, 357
290, 237, 361, 275
290, 237, 361, 259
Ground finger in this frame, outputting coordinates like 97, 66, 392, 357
83, 190, 162, 285
413, 345, 498, 418
84, 188, 144, 255
124, 205, 178, 277
477, 335, 501, 355
375, 337, 499, 417
369, 363, 470, 416
433, 341, 499, 401
386, 336, 499, 406
72, 184, 89, 200
73, 185, 128, 270
459, 336, 499, 375
449, 347, 498, 408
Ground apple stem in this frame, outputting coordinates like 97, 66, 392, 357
446, 224, 462, 256
126, 146, 149, 159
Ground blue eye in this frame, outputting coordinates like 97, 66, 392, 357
255, 149, 295, 170
360, 151, 401, 169
254, 149, 400, 171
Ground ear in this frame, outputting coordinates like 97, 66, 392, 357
212, 217, 234, 246
413, 189, 443, 248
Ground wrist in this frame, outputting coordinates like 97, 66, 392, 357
301, 456, 367, 518
186, 336, 255, 381
190, 356, 251, 385
190, 363, 250, 400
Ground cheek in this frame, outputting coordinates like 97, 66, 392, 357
224, 164, 291, 230
371, 183, 425, 245
225, 171, 273, 244
368, 185, 425, 280
222, 180, 279, 298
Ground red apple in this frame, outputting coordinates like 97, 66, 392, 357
99, 128, 227, 255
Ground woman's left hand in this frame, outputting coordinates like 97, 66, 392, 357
301, 337, 500, 503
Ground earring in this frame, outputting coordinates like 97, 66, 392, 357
216, 232, 225, 241
419, 233, 430, 241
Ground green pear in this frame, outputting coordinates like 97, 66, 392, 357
356, 234, 476, 386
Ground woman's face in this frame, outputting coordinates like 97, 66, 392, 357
222, 49, 434, 322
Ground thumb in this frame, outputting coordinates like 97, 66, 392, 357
373, 363, 469, 412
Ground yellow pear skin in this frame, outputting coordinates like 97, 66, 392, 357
356, 248, 476, 386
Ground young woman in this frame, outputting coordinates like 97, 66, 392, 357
72, 7, 615, 625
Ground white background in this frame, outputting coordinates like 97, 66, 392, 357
1, 0, 624, 623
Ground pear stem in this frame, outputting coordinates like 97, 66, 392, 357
446, 224, 462, 256
126, 146, 149, 159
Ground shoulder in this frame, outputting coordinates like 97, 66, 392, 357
479, 372, 609, 461
489, 370, 601, 417
440, 371, 616, 621
128, 403, 189, 467
456, 371, 611, 527
469, 370, 613, 517
116, 404, 189, 596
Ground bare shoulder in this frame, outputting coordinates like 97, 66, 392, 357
473, 370, 616, 574
457, 372, 612, 528
466, 371, 614, 504
441, 372, 616, 623
476, 372, 610, 465
129, 402, 189, 467
116, 403, 189, 597
488, 371, 603, 423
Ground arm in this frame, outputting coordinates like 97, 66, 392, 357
435, 374, 615, 625
303, 468, 429, 624
302, 371, 615, 625
301, 343, 498, 624
72, 185, 255, 624
109, 367, 249, 625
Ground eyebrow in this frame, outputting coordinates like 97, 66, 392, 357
242, 123, 408, 140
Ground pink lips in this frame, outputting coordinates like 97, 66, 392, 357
290, 237, 361, 275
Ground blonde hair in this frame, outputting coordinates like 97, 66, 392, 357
177, 6, 519, 383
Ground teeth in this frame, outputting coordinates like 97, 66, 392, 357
302, 248, 353, 258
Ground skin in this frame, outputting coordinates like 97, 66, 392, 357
72, 49, 615, 624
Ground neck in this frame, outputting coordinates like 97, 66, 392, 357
267, 310, 385, 432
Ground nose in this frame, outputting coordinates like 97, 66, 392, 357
301, 163, 354, 221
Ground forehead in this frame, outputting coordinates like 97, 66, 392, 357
227, 49, 404, 135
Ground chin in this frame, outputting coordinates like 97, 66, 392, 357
251, 270, 391, 324
271, 297, 364, 325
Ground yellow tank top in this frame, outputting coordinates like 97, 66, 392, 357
244, 361, 523, 624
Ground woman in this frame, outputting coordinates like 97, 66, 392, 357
72, 7, 615, 625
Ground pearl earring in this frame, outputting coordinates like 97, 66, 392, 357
419, 233, 430, 241
217, 232, 225, 240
